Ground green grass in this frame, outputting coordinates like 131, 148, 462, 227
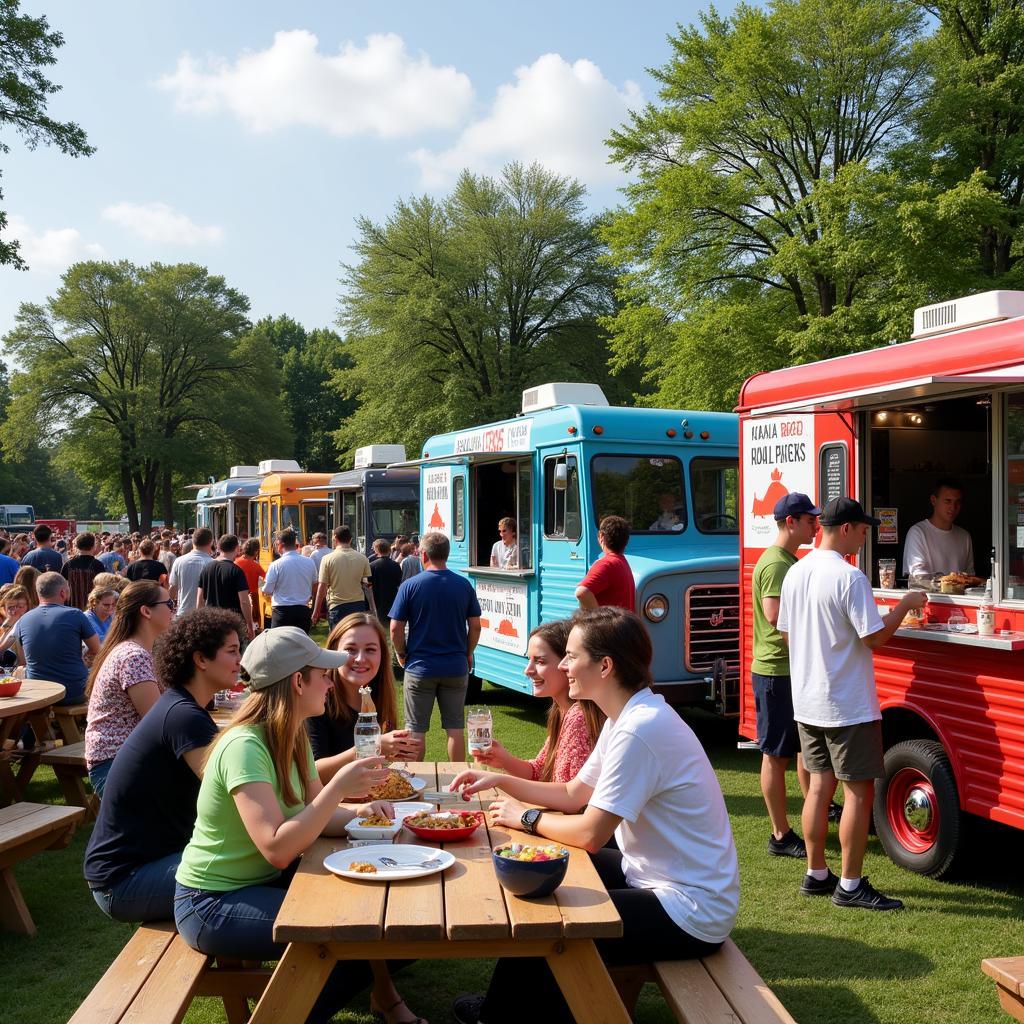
3, 681, 1021, 1024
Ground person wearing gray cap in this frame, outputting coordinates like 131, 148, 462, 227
173, 627, 424, 1024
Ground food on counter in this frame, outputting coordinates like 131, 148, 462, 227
369, 769, 416, 801
940, 573, 985, 587
349, 861, 378, 874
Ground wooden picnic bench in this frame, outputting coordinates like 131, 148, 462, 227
982, 956, 1024, 1022
0, 679, 65, 805
53, 701, 89, 745
68, 920, 270, 1024
0, 800, 85, 935
40, 741, 98, 821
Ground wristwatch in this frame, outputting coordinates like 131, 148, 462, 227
520, 808, 543, 835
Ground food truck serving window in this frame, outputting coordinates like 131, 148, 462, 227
591, 454, 686, 533
690, 457, 739, 534
1005, 392, 1024, 598
471, 458, 532, 570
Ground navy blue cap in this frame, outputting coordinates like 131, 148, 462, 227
819, 496, 881, 527
773, 492, 822, 521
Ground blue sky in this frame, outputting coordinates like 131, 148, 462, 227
1, 1, 729, 337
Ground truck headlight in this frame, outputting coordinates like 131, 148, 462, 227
643, 594, 669, 623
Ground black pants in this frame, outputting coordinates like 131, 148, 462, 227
271, 604, 312, 632
479, 848, 722, 1024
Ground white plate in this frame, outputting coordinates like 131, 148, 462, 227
344, 775, 427, 801
393, 801, 434, 817
324, 844, 455, 881
345, 817, 403, 841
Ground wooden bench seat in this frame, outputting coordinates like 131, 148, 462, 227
41, 741, 98, 820
69, 921, 270, 1024
53, 703, 88, 745
982, 956, 1024, 1022
613, 939, 797, 1024
0, 800, 85, 935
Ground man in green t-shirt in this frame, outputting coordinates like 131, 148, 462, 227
751, 492, 820, 858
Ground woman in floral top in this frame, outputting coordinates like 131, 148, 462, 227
84, 580, 175, 796
473, 619, 605, 783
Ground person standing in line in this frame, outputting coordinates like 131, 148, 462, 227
0, 538, 20, 586
312, 526, 374, 630
751, 493, 819, 859
98, 539, 127, 576
391, 537, 408, 563
196, 534, 255, 639
167, 527, 214, 616
777, 497, 926, 911
399, 541, 422, 582
235, 539, 266, 635
389, 532, 481, 762
15, 571, 100, 706
309, 533, 331, 574
575, 516, 635, 612
20, 524, 63, 573
125, 538, 168, 584
368, 540, 402, 630
61, 532, 107, 610
260, 528, 318, 632
158, 533, 177, 574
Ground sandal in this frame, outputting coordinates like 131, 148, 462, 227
371, 995, 427, 1024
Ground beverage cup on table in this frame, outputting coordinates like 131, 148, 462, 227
878, 559, 896, 589
467, 707, 493, 757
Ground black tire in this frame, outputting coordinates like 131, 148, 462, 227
466, 674, 483, 703
873, 739, 961, 878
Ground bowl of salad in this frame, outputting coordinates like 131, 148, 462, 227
492, 842, 569, 897
0, 677, 22, 698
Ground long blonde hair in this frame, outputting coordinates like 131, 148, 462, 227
323, 613, 397, 733
222, 668, 316, 807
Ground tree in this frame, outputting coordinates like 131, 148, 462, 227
0, 0, 94, 268
2, 261, 290, 530
602, 0, 935, 409
336, 162, 619, 457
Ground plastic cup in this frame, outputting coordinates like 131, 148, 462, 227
878, 559, 896, 589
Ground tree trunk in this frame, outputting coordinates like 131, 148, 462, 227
120, 452, 140, 532
161, 466, 175, 529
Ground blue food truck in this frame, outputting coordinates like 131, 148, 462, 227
192, 466, 262, 538
404, 383, 741, 711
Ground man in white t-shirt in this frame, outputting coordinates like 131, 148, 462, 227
778, 497, 925, 912
902, 479, 974, 577
489, 518, 519, 569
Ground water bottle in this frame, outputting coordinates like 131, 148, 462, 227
979, 577, 995, 637
354, 685, 381, 758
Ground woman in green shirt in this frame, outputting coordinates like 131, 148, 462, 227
174, 626, 425, 1024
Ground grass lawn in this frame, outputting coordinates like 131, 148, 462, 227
3, 677, 1022, 1024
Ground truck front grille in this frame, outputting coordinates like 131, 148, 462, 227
684, 584, 740, 675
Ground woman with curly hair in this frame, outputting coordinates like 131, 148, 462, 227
84, 607, 243, 922
308, 612, 423, 781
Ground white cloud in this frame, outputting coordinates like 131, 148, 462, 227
102, 202, 224, 246
6, 215, 106, 272
157, 30, 474, 139
411, 54, 643, 189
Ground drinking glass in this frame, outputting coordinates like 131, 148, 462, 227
467, 707, 493, 755
878, 559, 896, 590
946, 610, 969, 633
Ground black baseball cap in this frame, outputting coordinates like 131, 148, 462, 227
773, 492, 822, 521
819, 496, 881, 527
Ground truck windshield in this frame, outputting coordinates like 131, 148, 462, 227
6, 510, 33, 525
591, 455, 686, 533
691, 457, 739, 534
369, 486, 419, 536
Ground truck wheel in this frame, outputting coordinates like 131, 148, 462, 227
466, 675, 483, 703
873, 739, 960, 878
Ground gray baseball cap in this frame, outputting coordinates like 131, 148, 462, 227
240, 627, 349, 690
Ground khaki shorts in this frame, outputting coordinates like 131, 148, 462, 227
797, 720, 884, 781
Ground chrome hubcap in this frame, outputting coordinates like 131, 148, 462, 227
903, 787, 933, 832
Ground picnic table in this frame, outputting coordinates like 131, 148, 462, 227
0, 679, 66, 805
247, 761, 631, 1024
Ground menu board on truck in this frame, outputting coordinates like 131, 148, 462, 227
475, 578, 528, 656
422, 466, 452, 537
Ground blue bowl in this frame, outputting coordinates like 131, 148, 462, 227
492, 848, 569, 898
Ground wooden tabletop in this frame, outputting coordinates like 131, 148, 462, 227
0, 679, 66, 719
273, 761, 623, 946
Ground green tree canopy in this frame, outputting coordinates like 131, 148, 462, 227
2, 261, 289, 530
0, 0, 93, 268
335, 162, 625, 457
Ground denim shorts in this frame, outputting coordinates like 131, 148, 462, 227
403, 673, 468, 731
752, 672, 800, 759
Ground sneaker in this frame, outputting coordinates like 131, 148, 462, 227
832, 876, 904, 911
800, 869, 839, 896
767, 828, 807, 858
453, 993, 486, 1024
828, 801, 843, 823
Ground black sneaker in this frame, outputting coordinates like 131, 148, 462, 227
800, 870, 839, 896
828, 801, 843, 823
453, 993, 486, 1024
768, 828, 807, 858
832, 876, 904, 911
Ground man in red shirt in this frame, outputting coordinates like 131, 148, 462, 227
575, 515, 635, 612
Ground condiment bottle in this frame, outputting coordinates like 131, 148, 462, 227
979, 578, 995, 637
354, 685, 381, 758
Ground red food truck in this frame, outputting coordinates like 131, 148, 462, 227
737, 290, 1024, 878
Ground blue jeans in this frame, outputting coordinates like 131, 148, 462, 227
174, 870, 373, 1024
88, 759, 114, 798
91, 852, 180, 922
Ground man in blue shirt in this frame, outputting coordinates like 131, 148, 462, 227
98, 539, 127, 575
0, 538, 20, 585
389, 532, 481, 761
15, 571, 100, 705
20, 524, 64, 573
260, 528, 317, 632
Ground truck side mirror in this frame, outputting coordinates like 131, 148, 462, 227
553, 463, 568, 491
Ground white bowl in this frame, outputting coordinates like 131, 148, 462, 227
393, 801, 434, 818
345, 816, 403, 841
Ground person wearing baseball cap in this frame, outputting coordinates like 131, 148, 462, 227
751, 492, 820, 861
174, 626, 421, 1024
776, 495, 924, 912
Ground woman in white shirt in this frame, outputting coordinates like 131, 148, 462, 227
449, 607, 739, 1024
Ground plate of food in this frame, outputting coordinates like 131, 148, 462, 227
324, 843, 455, 881
345, 813, 403, 841
402, 810, 483, 842
939, 572, 985, 595
345, 768, 426, 803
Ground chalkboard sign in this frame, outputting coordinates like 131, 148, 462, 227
819, 445, 847, 507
